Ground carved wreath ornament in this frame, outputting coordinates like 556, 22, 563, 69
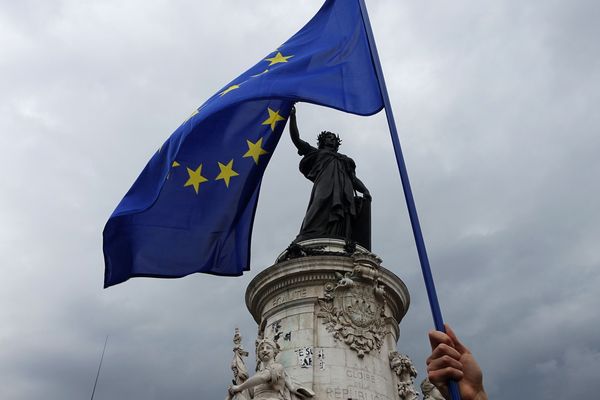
317, 264, 390, 358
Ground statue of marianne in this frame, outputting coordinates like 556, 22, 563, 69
289, 106, 371, 244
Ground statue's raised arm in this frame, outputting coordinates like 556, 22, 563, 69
289, 106, 315, 156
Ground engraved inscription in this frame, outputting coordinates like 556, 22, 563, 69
272, 288, 308, 307
346, 370, 376, 389
325, 386, 391, 400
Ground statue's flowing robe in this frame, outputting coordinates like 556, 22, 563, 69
296, 148, 357, 241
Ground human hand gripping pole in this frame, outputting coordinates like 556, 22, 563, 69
427, 325, 487, 400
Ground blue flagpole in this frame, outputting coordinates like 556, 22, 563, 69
357, 1, 461, 399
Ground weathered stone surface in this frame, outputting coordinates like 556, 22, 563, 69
246, 239, 410, 400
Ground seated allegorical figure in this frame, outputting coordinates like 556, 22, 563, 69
227, 337, 314, 400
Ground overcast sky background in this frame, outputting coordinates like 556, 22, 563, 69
1, 0, 599, 398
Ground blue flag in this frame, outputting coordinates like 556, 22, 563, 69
103, 0, 383, 287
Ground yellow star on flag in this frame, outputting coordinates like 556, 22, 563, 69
184, 164, 208, 194
219, 84, 240, 96
167, 160, 181, 180
251, 69, 269, 77
215, 159, 239, 188
243, 138, 269, 164
262, 108, 286, 131
265, 52, 294, 66
183, 107, 202, 123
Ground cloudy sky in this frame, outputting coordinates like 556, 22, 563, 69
1, 0, 599, 398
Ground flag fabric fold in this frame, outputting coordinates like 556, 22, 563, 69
103, 0, 383, 288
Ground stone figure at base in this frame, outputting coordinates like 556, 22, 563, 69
421, 378, 445, 400
289, 106, 371, 247
228, 337, 315, 400
227, 328, 251, 400
389, 351, 419, 400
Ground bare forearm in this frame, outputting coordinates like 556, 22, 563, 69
289, 111, 303, 149
232, 371, 269, 392
288, 106, 313, 154
352, 177, 370, 199
353, 177, 367, 193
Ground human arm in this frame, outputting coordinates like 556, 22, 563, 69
427, 324, 487, 400
289, 105, 314, 155
347, 161, 371, 200
352, 175, 371, 201
228, 369, 271, 395
284, 371, 315, 398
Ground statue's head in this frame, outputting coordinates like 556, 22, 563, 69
255, 337, 280, 362
317, 131, 341, 151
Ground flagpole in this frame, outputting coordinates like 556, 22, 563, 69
91, 335, 109, 400
356, 1, 461, 399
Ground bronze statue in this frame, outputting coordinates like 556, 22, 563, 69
289, 106, 371, 248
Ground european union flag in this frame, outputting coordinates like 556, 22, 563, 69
103, 0, 383, 287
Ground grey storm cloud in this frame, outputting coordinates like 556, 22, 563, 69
1, 0, 599, 399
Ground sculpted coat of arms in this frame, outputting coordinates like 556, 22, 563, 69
317, 255, 390, 357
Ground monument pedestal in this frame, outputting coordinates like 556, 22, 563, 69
246, 239, 411, 400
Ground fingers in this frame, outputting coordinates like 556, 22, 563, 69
444, 324, 470, 354
426, 344, 465, 387
427, 328, 465, 388
427, 342, 462, 364
427, 365, 464, 385
428, 329, 455, 352
427, 351, 463, 371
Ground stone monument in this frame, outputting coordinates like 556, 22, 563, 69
240, 239, 416, 400
226, 111, 424, 400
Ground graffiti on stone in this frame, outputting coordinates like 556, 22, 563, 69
295, 346, 313, 368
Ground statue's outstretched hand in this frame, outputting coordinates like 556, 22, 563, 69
427, 324, 487, 400
363, 190, 371, 201
228, 384, 240, 395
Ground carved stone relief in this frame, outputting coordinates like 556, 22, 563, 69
421, 378, 446, 400
389, 351, 419, 400
226, 331, 315, 400
317, 254, 390, 358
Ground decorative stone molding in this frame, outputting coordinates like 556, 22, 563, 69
246, 240, 410, 335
